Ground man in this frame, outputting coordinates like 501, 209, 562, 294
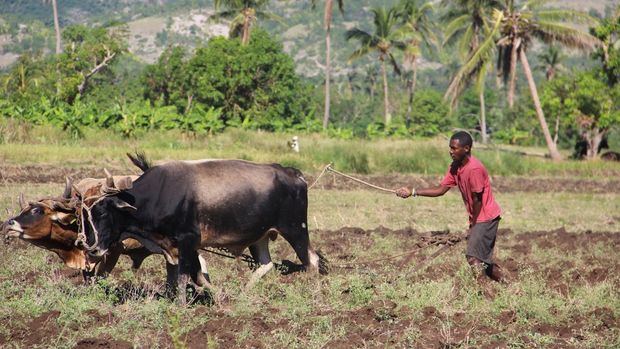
395, 131, 504, 282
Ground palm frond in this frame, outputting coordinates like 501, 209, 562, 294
536, 10, 599, 25
255, 11, 285, 25
228, 14, 246, 36
214, 0, 243, 11
445, 9, 503, 103
210, 10, 240, 21
533, 21, 600, 50
345, 28, 373, 44
443, 14, 471, 46
475, 58, 492, 93
347, 45, 372, 63
388, 52, 401, 75
457, 25, 475, 59
522, 0, 553, 11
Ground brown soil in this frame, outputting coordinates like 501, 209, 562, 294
0, 311, 61, 347
0, 164, 136, 185
2, 164, 619, 193
1, 226, 618, 348
74, 337, 133, 349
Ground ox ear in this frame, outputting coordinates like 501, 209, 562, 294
51, 212, 76, 226
116, 177, 133, 191
109, 197, 136, 212
62, 177, 73, 199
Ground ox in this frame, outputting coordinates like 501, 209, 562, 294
78, 159, 324, 302
0, 177, 154, 279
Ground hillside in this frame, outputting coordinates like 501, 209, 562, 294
0, 0, 616, 75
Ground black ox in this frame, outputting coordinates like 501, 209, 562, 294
78, 159, 324, 301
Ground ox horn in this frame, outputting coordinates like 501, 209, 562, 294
62, 177, 73, 199
18, 193, 27, 210
72, 184, 82, 198
104, 168, 115, 189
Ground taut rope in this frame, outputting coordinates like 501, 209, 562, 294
308, 163, 396, 194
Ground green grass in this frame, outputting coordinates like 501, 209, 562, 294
1, 126, 618, 177
0, 135, 619, 348
0, 185, 618, 347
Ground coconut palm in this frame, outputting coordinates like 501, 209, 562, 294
345, 7, 405, 125
397, 0, 437, 128
213, 0, 280, 45
536, 45, 564, 81
311, 0, 345, 129
365, 64, 379, 100
537, 44, 565, 144
442, 0, 502, 144
43, 0, 62, 54
468, 1, 600, 160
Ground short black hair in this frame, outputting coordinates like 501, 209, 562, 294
450, 131, 473, 148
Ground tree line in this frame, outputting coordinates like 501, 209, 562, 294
0, 0, 618, 160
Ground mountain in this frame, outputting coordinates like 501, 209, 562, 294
0, 0, 616, 76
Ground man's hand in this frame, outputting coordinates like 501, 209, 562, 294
466, 223, 475, 239
395, 187, 413, 198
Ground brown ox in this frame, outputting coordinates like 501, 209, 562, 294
0, 177, 152, 279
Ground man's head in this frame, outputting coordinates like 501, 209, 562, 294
449, 131, 473, 163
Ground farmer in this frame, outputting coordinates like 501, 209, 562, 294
395, 131, 504, 283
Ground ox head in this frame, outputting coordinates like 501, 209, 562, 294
77, 169, 135, 258
1, 178, 76, 242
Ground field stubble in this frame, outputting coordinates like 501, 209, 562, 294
0, 177, 618, 348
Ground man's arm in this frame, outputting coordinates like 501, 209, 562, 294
469, 191, 483, 227
395, 185, 451, 198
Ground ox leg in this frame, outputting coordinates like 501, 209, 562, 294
245, 237, 273, 290
198, 254, 211, 284
165, 261, 179, 299
177, 232, 209, 305
281, 229, 320, 273
127, 247, 153, 270
94, 244, 123, 278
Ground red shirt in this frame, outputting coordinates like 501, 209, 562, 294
440, 156, 501, 224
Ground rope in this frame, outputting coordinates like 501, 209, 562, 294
201, 247, 298, 273
307, 163, 332, 190
326, 166, 396, 194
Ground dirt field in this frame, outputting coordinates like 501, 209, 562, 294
2, 163, 620, 194
0, 224, 618, 348
0, 153, 618, 348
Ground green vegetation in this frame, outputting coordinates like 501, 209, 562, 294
0, 2, 618, 347
1, 127, 618, 178
1, 1, 618, 159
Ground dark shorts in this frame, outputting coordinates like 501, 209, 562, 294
466, 216, 500, 265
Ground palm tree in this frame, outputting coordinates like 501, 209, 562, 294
470, 1, 600, 160
346, 7, 405, 125
397, 0, 437, 128
311, 0, 345, 129
536, 45, 564, 81
442, 0, 502, 144
43, 0, 62, 54
537, 44, 565, 144
213, 0, 280, 45
365, 64, 378, 100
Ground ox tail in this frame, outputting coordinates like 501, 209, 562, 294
127, 151, 152, 172
315, 249, 329, 275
